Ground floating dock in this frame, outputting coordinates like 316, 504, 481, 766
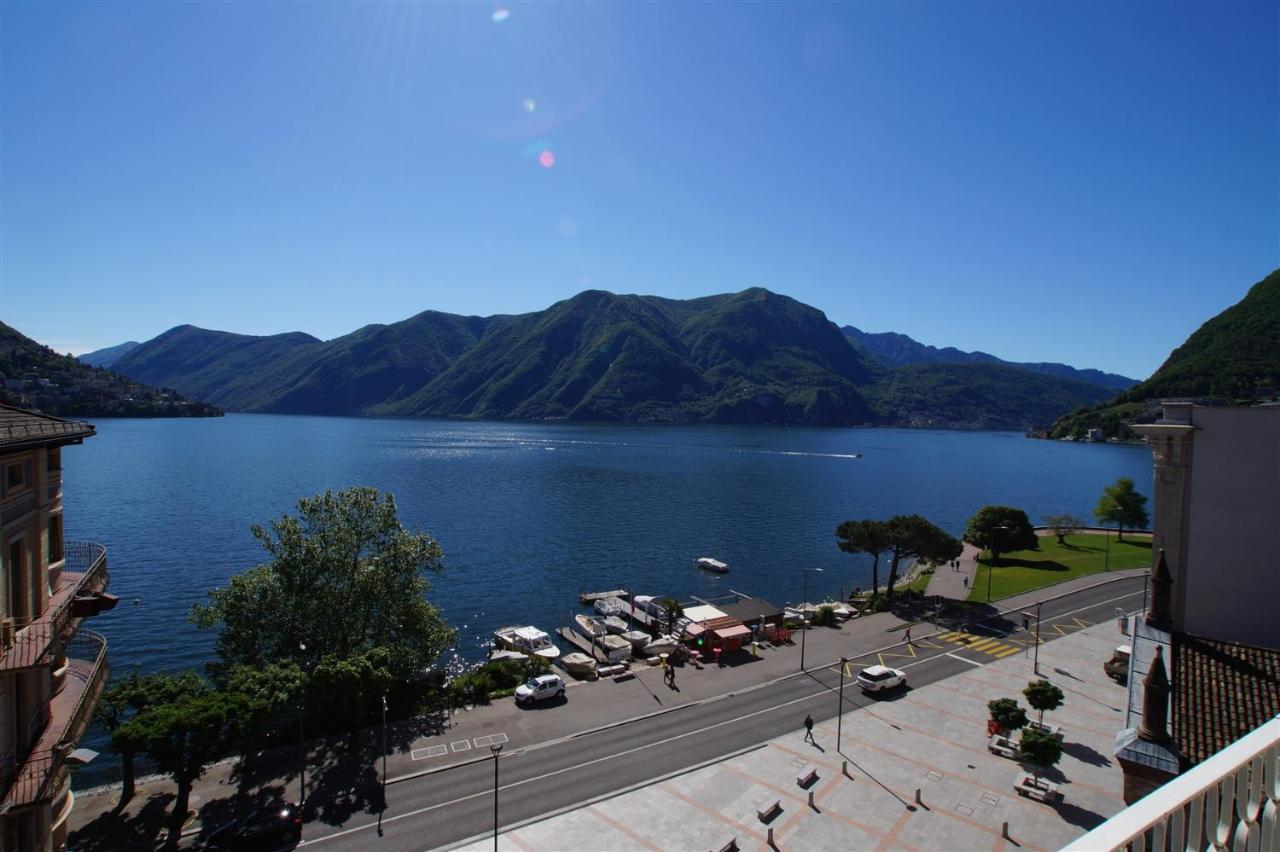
579, 589, 629, 605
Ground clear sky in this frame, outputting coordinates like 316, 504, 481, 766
2, 1, 1276, 379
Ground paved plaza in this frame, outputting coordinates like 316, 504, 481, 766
455, 619, 1131, 851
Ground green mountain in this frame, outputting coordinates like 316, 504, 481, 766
842, 326, 1137, 390
110, 287, 1114, 429
1048, 269, 1280, 438
0, 322, 221, 418
77, 340, 140, 368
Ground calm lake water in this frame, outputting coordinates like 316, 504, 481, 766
62, 414, 1153, 681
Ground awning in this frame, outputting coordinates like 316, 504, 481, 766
685, 623, 707, 638
713, 624, 753, 642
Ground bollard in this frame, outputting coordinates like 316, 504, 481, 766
808, 790, 815, 809
1002, 821, 1010, 840
842, 760, 848, 777
767, 827, 775, 847
914, 787, 923, 805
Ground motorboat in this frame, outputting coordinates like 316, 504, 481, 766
493, 626, 561, 661
603, 615, 629, 634
573, 613, 607, 639
643, 635, 680, 656
621, 630, 651, 650
487, 649, 528, 663
593, 597, 625, 616
598, 634, 633, 663
696, 557, 730, 574
560, 652, 597, 679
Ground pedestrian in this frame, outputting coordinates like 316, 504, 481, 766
803, 713, 816, 744
905, 626, 912, 644
963, 575, 969, 589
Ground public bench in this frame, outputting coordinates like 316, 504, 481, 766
756, 798, 782, 822
796, 767, 818, 788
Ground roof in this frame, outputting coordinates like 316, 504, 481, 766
0, 404, 94, 452
717, 596, 784, 623
859, 665, 895, 676
712, 624, 753, 641
683, 604, 728, 623
1172, 632, 1280, 768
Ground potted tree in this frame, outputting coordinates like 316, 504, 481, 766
986, 698, 1028, 759
1023, 679, 1065, 740
1015, 727, 1064, 803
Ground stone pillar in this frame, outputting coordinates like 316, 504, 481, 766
1146, 548, 1172, 630
1131, 403, 1197, 631
1137, 646, 1172, 744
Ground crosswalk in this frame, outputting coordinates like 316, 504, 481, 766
935, 630, 1023, 658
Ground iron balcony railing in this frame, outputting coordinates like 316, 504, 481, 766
0, 629, 109, 810
1063, 715, 1280, 852
0, 541, 108, 672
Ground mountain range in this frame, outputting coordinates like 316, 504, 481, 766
106, 288, 1117, 430
77, 340, 140, 368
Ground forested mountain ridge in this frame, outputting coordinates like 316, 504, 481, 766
1047, 269, 1280, 439
77, 340, 139, 368
108, 287, 1118, 429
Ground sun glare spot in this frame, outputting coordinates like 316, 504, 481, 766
538, 150, 556, 168
491, 8, 510, 23
522, 98, 537, 113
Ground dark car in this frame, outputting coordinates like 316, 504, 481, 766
206, 803, 302, 849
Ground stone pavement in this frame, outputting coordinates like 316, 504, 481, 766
925, 542, 982, 601
454, 618, 1132, 851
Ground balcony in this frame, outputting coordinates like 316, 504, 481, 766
0, 541, 109, 673
1063, 715, 1279, 852
0, 629, 109, 810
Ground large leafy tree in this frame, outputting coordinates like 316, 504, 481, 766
1042, 514, 1085, 545
884, 515, 963, 602
1019, 727, 1063, 786
1024, 679, 1065, 724
1093, 477, 1149, 540
117, 681, 249, 848
311, 648, 396, 750
835, 519, 893, 598
191, 487, 456, 680
95, 670, 206, 806
963, 506, 1038, 562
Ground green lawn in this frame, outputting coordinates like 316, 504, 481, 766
968, 532, 1152, 602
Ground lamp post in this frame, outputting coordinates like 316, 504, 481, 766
1032, 600, 1042, 675
298, 641, 308, 808
837, 657, 848, 753
1104, 528, 1111, 572
490, 743, 503, 851
988, 524, 1012, 602
381, 693, 388, 787
800, 567, 823, 671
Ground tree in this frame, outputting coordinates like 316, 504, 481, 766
1094, 477, 1149, 540
191, 486, 456, 683
95, 670, 206, 806
117, 682, 249, 848
987, 698, 1028, 736
884, 515, 963, 603
1023, 679, 1064, 724
835, 520, 893, 600
1019, 727, 1063, 785
310, 648, 395, 750
962, 506, 1038, 563
1042, 514, 1086, 545
658, 596, 683, 631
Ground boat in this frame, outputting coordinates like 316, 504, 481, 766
487, 649, 528, 663
598, 634, 633, 663
593, 597, 625, 616
603, 615, 629, 634
493, 626, 561, 661
696, 557, 730, 574
621, 630, 651, 650
643, 635, 681, 656
573, 613, 607, 639
560, 652, 597, 679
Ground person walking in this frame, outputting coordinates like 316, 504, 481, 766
963, 575, 969, 589
803, 713, 816, 744
904, 626, 912, 644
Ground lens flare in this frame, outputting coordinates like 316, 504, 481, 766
491, 8, 510, 22
538, 150, 555, 168
522, 98, 537, 113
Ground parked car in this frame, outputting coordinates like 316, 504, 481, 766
856, 664, 907, 693
206, 803, 302, 849
514, 673, 565, 705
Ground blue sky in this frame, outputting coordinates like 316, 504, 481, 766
2, 2, 1275, 379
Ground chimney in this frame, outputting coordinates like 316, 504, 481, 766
1137, 645, 1172, 744
1145, 548, 1173, 630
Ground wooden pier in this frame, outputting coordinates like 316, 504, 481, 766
556, 626, 608, 663
579, 589, 629, 605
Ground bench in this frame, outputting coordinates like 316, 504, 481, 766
987, 734, 1019, 760
711, 837, 737, 852
796, 767, 818, 788
756, 798, 782, 822
1014, 773, 1063, 804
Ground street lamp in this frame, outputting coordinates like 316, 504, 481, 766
1032, 601, 1042, 675
988, 524, 1012, 602
837, 656, 848, 753
490, 743, 503, 851
381, 693, 389, 787
298, 641, 308, 808
800, 567, 824, 671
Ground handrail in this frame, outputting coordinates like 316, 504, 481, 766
1063, 715, 1280, 851
0, 542, 107, 671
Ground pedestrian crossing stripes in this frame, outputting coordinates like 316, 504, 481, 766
935, 630, 1022, 658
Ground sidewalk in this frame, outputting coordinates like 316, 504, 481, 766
925, 542, 982, 600
67, 569, 1146, 848
454, 617, 1134, 851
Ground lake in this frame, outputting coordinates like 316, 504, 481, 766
61, 414, 1152, 680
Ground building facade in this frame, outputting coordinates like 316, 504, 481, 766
0, 405, 115, 852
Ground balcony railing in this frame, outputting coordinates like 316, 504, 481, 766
0, 629, 109, 810
0, 541, 108, 672
1063, 715, 1280, 852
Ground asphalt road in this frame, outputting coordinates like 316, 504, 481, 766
292, 577, 1144, 852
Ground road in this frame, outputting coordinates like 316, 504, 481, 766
294, 577, 1143, 851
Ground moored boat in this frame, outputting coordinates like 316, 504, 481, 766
598, 634, 632, 662
594, 597, 625, 616
573, 613, 607, 639
696, 557, 730, 574
493, 626, 561, 661
560, 652, 597, 679
643, 635, 680, 656
621, 630, 650, 650
603, 615, 628, 634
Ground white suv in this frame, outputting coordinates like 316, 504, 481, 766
514, 674, 565, 705
856, 665, 906, 693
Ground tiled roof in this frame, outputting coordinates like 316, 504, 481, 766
0, 403, 94, 450
1172, 631, 1280, 768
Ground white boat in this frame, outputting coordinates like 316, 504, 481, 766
560, 652, 597, 679
643, 635, 680, 656
621, 630, 651, 650
574, 613, 607, 639
487, 649, 528, 663
603, 615, 629, 634
598, 634, 632, 663
493, 626, 561, 661
593, 597, 625, 616
696, 557, 730, 574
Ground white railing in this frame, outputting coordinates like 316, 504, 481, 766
1064, 716, 1279, 852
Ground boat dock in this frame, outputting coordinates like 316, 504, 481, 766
556, 626, 609, 663
579, 589, 629, 605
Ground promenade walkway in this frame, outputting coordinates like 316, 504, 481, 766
925, 542, 982, 600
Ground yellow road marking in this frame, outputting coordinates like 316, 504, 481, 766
991, 646, 1022, 658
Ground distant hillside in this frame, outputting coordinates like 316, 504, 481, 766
77, 340, 139, 368
112, 287, 1112, 429
842, 326, 1136, 390
0, 323, 221, 418
1047, 269, 1280, 439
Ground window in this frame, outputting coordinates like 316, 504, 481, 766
47, 515, 63, 565
5, 462, 25, 490
46, 448, 60, 473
